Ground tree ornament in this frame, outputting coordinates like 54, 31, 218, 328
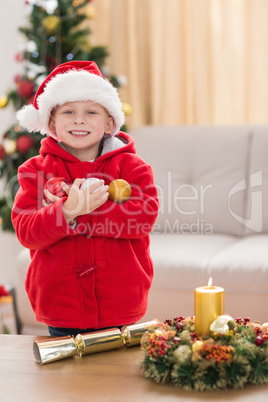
42, 15, 61, 34
122, 102, 132, 116
0, 144, 6, 160
41, 0, 58, 14
84, 4, 97, 19
18, 80, 35, 98
108, 179, 131, 203
15, 52, 23, 62
80, 177, 103, 192
27, 95, 35, 105
4, 139, 17, 155
79, 37, 91, 52
14, 126, 21, 133
44, 177, 72, 203
117, 75, 128, 87
73, 0, 84, 7
14, 74, 22, 85
0, 96, 8, 108
16, 135, 35, 154
26, 40, 37, 53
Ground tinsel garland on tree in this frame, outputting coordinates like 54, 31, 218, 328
0, 0, 131, 231
141, 316, 268, 391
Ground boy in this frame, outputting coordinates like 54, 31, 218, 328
12, 61, 159, 337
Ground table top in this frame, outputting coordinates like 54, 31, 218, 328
0, 335, 268, 402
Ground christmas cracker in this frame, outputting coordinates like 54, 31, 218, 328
33, 320, 159, 364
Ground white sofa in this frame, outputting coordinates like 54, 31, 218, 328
16, 125, 268, 334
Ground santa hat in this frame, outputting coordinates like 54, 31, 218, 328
16, 61, 125, 136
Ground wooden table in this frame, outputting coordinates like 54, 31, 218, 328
0, 335, 268, 402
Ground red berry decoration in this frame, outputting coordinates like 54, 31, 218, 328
175, 322, 184, 332
18, 80, 34, 98
44, 177, 72, 203
255, 336, 264, 346
16, 135, 35, 154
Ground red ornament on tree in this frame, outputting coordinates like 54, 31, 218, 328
14, 74, 22, 85
15, 52, 23, 62
18, 80, 34, 98
0, 144, 6, 160
16, 135, 35, 154
27, 95, 35, 105
44, 177, 72, 203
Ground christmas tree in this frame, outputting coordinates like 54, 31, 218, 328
0, 0, 131, 231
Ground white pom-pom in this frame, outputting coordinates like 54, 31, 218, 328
16, 105, 42, 133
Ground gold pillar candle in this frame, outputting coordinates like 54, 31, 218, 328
33, 336, 77, 365
74, 328, 122, 357
121, 320, 159, 346
195, 278, 224, 336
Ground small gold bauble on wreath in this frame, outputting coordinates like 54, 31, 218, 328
141, 316, 268, 391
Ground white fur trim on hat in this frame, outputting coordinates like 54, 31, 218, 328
16, 69, 125, 136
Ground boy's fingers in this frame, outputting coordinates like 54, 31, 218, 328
72, 178, 86, 188
61, 182, 71, 195
44, 189, 60, 202
94, 185, 109, 197
90, 180, 105, 193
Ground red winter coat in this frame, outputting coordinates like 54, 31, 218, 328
12, 132, 159, 329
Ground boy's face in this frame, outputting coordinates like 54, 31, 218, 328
49, 100, 115, 160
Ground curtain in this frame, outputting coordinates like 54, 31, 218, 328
90, 0, 268, 130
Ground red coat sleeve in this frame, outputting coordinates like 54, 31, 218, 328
11, 161, 81, 250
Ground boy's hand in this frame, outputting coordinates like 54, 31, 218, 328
62, 178, 109, 222
42, 182, 70, 207
42, 181, 71, 207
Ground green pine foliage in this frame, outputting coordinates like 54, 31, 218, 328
0, 0, 126, 231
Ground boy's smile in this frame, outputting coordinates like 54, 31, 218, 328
49, 100, 115, 161
69, 130, 90, 136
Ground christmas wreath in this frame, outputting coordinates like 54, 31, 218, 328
141, 316, 268, 391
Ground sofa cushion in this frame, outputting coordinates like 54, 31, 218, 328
149, 233, 237, 289
244, 127, 268, 234
150, 233, 268, 295
207, 234, 268, 293
131, 125, 253, 236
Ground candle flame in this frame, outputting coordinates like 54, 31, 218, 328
208, 277, 213, 287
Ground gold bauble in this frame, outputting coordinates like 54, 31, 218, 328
192, 340, 203, 353
108, 179, 131, 203
4, 139, 17, 155
0, 96, 8, 108
122, 102, 132, 116
42, 16, 61, 34
84, 4, 97, 19
73, 0, 83, 6
79, 37, 91, 52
